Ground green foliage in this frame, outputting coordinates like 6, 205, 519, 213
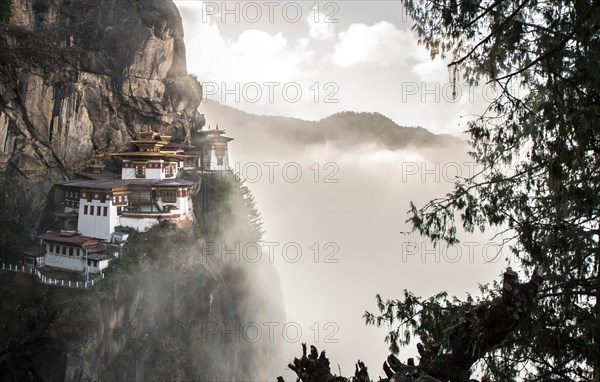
394, 0, 600, 380
105, 256, 129, 275
239, 179, 265, 243
196, 172, 264, 243
121, 221, 182, 262
365, 284, 498, 354
0, 0, 11, 23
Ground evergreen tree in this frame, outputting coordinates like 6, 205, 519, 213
367, 1, 600, 380
239, 182, 264, 243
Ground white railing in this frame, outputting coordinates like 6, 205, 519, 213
0, 263, 104, 289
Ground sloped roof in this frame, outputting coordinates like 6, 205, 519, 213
37, 232, 100, 246
58, 178, 195, 190
22, 247, 46, 257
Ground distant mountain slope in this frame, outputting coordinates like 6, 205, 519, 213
200, 100, 464, 150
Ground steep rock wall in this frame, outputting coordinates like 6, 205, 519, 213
0, 232, 285, 381
0, 0, 203, 228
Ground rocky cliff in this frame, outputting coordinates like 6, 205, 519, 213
0, 175, 286, 381
0, 0, 204, 229
0, 1, 286, 380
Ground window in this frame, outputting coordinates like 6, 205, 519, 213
135, 164, 146, 178
117, 206, 122, 215
97, 206, 101, 216
162, 190, 177, 203
69, 247, 74, 256
84, 205, 88, 215
103, 207, 108, 216
216, 144, 226, 165
61, 246, 66, 255
165, 165, 174, 177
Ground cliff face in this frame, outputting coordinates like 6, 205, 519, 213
0, 229, 285, 381
0, 176, 286, 381
0, 2, 286, 380
0, 0, 203, 226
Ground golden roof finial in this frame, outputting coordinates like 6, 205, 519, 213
140, 125, 159, 140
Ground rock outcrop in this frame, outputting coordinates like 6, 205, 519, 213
0, 0, 204, 229
0, 226, 285, 381
0, 175, 286, 381
0, 2, 286, 380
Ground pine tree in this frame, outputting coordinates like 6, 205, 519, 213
366, 1, 600, 380
238, 179, 264, 243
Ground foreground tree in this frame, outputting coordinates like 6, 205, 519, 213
280, 269, 541, 382
390, 0, 599, 380
281, 1, 599, 381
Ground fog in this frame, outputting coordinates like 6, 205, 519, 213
201, 101, 509, 380
174, 1, 510, 379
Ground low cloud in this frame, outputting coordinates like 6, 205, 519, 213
332, 21, 416, 67
307, 12, 335, 40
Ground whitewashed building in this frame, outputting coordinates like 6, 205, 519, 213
59, 176, 195, 240
53, 127, 199, 241
29, 126, 217, 273
36, 232, 112, 273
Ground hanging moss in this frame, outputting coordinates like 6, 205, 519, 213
0, 0, 12, 23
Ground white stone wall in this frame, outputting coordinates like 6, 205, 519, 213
78, 199, 118, 240
119, 216, 160, 232
45, 250, 85, 272
44, 245, 109, 273
177, 194, 189, 214
121, 167, 136, 180
97, 259, 111, 271
146, 167, 164, 180
121, 165, 178, 180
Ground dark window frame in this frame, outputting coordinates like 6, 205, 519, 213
135, 164, 146, 178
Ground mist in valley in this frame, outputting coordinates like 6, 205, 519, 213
174, 1, 512, 378
201, 101, 509, 379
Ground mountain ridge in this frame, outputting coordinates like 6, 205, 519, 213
201, 99, 465, 150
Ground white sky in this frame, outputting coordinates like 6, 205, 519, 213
173, 1, 509, 379
175, 0, 492, 137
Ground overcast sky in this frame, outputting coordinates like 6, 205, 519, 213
174, 1, 509, 379
175, 0, 492, 136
